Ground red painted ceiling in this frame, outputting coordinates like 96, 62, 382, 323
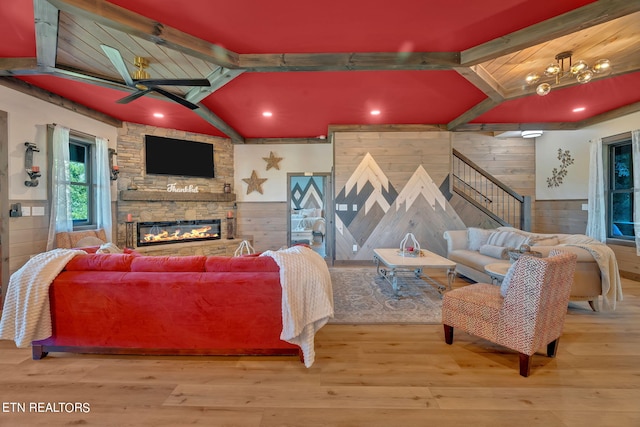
2, 0, 638, 139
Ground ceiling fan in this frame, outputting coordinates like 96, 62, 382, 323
100, 45, 211, 110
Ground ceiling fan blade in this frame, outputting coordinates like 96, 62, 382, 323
137, 78, 211, 87
100, 45, 134, 87
151, 87, 200, 110
116, 89, 152, 104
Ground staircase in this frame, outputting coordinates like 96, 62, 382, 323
451, 148, 531, 230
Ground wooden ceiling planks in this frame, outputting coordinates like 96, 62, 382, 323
57, 11, 218, 97
482, 12, 640, 95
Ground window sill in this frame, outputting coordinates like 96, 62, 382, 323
606, 238, 635, 248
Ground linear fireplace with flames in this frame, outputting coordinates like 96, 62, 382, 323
137, 219, 221, 246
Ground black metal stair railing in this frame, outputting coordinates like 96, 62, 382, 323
451, 148, 531, 230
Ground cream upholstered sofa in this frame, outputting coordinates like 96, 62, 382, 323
443, 227, 622, 311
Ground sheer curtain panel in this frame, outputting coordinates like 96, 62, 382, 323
586, 138, 606, 242
46, 125, 73, 250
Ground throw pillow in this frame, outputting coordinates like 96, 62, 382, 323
500, 260, 520, 297
486, 230, 529, 249
467, 227, 493, 251
75, 236, 106, 247
479, 244, 509, 259
96, 242, 124, 254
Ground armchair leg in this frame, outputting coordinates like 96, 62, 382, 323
547, 338, 560, 357
443, 324, 453, 344
519, 353, 532, 377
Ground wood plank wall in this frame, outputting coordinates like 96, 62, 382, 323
236, 201, 288, 252
534, 199, 588, 234
451, 132, 536, 230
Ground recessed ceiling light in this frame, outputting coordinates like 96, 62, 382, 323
572, 107, 586, 113
370, 110, 381, 116
153, 112, 164, 118
262, 111, 273, 117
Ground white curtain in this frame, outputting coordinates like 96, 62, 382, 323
632, 130, 640, 255
586, 138, 606, 242
95, 137, 113, 241
46, 125, 73, 250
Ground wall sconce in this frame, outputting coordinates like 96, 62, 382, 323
108, 148, 119, 181
24, 142, 41, 187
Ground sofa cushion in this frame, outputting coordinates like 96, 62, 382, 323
205, 256, 279, 272
64, 253, 136, 271
486, 230, 529, 249
448, 249, 500, 273
467, 227, 494, 251
131, 255, 207, 272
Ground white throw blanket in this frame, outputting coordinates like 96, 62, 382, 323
564, 242, 623, 311
261, 245, 334, 367
0, 249, 86, 348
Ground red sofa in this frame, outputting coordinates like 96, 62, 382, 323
31, 253, 301, 360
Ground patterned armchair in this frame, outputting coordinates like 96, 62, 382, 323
442, 250, 577, 377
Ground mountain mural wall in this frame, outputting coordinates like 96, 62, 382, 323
334, 149, 465, 260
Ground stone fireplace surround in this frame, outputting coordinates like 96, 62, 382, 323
115, 123, 240, 256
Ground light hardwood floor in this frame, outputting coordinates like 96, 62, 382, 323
1, 274, 639, 427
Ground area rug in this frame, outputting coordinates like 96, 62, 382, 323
329, 267, 443, 324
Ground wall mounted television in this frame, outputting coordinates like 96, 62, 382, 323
144, 135, 215, 178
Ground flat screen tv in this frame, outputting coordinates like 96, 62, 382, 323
144, 135, 215, 178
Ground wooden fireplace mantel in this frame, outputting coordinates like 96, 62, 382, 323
120, 190, 236, 202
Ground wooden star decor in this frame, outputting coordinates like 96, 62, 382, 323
242, 170, 268, 195
263, 151, 283, 170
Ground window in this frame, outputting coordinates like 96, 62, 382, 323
69, 135, 95, 228
607, 136, 634, 240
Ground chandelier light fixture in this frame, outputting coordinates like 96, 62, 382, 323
525, 51, 611, 96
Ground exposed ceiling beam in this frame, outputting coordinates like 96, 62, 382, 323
447, 98, 501, 131
461, 0, 640, 66
328, 124, 447, 134
191, 108, 245, 144
0, 57, 39, 73
238, 52, 460, 72
34, 0, 59, 68
454, 65, 506, 101
185, 67, 244, 104
0, 76, 122, 127
46, 0, 239, 68
576, 101, 640, 128
47, 66, 245, 142
244, 137, 330, 144
452, 122, 582, 132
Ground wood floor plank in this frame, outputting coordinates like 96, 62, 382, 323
165, 383, 438, 409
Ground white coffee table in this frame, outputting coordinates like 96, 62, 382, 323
373, 248, 457, 295
484, 262, 510, 284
